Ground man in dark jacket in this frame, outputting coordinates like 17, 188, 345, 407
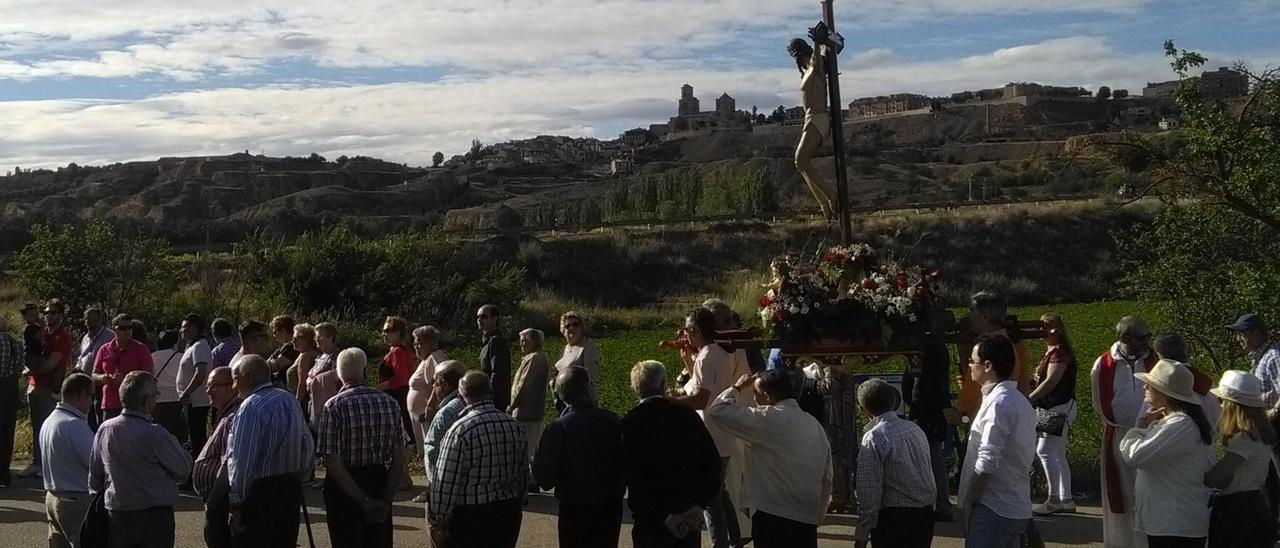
534, 366, 625, 548
621, 360, 722, 548
477, 304, 512, 410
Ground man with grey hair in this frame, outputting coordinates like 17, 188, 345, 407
225, 355, 314, 547
511, 328, 550, 489
423, 360, 468, 482
193, 366, 240, 548
621, 360, 721, 547
852, 378, 935, 548
429, 371, 528, 548
1091, 315, 1156, 548
534, 366, 625, 547
317, 348, 407, 547
89, 370, 192, 547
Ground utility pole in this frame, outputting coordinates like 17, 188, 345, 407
821, 0, 852, 245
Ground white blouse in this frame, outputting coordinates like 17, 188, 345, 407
1119, 412, 1214, 538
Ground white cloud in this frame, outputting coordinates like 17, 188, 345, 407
6, 35, 1273, 171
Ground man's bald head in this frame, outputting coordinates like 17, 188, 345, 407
459, 371, 491, 405
209, 366, 233, 386
556, 366, 592, 406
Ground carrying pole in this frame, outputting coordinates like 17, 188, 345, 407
821, 0, 853, 245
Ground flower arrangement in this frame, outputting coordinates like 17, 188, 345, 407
759, 243, 940, 345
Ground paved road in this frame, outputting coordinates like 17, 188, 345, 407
0, 470, 1103, 547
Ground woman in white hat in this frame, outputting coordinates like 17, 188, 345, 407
1119, 358, 1215, 548
1203, 370, 1277, 548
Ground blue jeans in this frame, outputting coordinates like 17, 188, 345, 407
704, 456, 741, 548
966, 504, 1027, 548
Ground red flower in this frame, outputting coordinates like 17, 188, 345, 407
914, 285, 928, 299
896, 273, 908, 290
775, 309, 786, 320
760, 296, 771, 307
861, 277, 876, 290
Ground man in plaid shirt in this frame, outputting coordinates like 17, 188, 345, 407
853, 378, 936, 548
0, 316, 24, 487
317, 348, 407, 548
429, 371, 528, 548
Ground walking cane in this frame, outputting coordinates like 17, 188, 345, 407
301, 490, 316, 548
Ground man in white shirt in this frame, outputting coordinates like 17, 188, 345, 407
178, 314, 214, 462
1090, 316, 1156, 548
853, 378, 935, 548
706, 370, 832, 548
41, 373, 96, 548
958, 335, 1036, 548
670, 308, 741, 548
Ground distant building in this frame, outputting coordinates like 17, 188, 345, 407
619, 128, 649, 147
1144, 67, 1248, 100
848, 93, 931, 118
668, 85, 745, 133
1158, 116, 1181, 131
610, 154, 636, 175
951, 82, 1090, 104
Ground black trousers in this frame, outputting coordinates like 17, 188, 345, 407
108, 506, 175, 548
558, 498, 623, 548
872, 505, 934, 548
631, 516, 699, 548
153, 402, 187, 444
1209, 490, 1276, 548
0, 376, 17, 484
204, 482, 232, 548
440, 497, 522, 548
324, 465, 392, 548
103, 407, 123, 421
232, 473, 302, 548
185, 404, 210, 460
1148, 536, 1208, 548
752, 511, 817, 548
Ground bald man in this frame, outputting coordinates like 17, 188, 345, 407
194, 367, 241, 548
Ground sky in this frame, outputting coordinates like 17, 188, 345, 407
0, 0, 1276, 170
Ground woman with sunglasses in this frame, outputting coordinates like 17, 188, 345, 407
553, 311, 601, 412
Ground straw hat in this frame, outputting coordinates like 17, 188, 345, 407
1134, 359, 1200, 405
1210, 370, 1266, 408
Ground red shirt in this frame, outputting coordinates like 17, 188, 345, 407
379, 345, 415, 391
30, 326, 72, 391
92, 339, 154, 410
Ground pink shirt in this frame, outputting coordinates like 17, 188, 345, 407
306, 352, 342, 429
407, 350, 447, 418
92, 339, 154, 410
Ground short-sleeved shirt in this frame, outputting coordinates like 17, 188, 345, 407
317, 384, 408, 468
152, 349, 184, 403
1222, 433, 1273, 495
685, 343, 736, 456
379, 345, 415, 391
93, 339, 154, 410
178, 339, 214, 407
32, 326, 72, 391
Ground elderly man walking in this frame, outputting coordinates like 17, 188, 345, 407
192, 366, 241, 548
41, 373, 96, 548
533, 366, 626, 548
853, 378, 936, 548
959, 336, 1037, 548
317, 348, 408, 548
89, 370, 193, 548
429, 372, 528, 548
621, 360, 722, 548
225, 355, 314, 548
1090, 316, 1157, 548
706, 370, 832, 548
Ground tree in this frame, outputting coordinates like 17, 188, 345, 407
1105, 41, 1280, 369
432, 151, 445, 167
469, 139, 484, 158
1097, 86, 1112, 101
1113, 89, 1130, 99
769, 105, 787, 123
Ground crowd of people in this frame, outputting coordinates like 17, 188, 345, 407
1, 293, 1278, 548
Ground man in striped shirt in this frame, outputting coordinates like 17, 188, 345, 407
429, 371, 528, 548
225, 355, 314, 548
317, 348, 408, 548
193, 367, 240, 548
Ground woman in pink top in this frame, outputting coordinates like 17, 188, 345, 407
90, 314, 154, 421
305, 322, 342, 429
408, 324, 447, 502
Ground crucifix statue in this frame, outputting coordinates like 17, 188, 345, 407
789, 2, 853, 244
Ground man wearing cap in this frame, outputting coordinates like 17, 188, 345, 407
1090, 315, 1157, 548
1227, 314, 1280, 412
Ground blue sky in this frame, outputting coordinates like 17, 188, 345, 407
0, 0, 1276, 169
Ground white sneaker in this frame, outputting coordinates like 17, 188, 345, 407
15, 464, 41, 478
1033, 500, 1076, 515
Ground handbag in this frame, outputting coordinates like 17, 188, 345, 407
1035, 407, 1067, 436
79, 492, 111, 548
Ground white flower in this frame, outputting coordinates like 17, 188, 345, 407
789, 305, 800, 314
800, 305, 810, 315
